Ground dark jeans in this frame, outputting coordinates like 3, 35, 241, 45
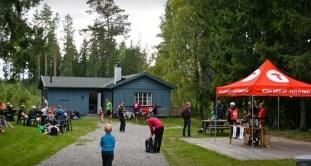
119, 118, 126, 132
183, 119, 191, 137
101, 151, 114, 166
154, 126, 164, 152
106, 110, 112, 117
16, 116, 25, 125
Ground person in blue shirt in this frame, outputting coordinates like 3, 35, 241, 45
56, 105, 65, 119
100, 123, 115, 166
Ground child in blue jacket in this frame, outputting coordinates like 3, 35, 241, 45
100, 123, 115, 166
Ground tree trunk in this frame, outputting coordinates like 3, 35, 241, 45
53, 48, 57, 76
299, 98, 306, 131
45, 54, 47, 76
37, 54, 41, 81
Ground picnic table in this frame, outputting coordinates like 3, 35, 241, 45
201, 119, 229, 134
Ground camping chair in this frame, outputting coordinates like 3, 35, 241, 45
65, 117, 72, 131
57, 117, 66, 133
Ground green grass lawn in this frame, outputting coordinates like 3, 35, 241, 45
160, 117, 295, 166
269, 129, 311, 142
0, 117, 98, 166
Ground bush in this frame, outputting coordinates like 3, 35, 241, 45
0, 82, 40, 110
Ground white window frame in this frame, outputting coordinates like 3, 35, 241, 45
134, 92, 152, 106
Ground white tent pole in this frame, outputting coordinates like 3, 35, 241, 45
252, 95, 254, 148
278, 96, 280, 134
214, 96, 218, 142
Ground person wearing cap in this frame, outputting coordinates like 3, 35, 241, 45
146, 116, 164, 152
105, 99, 113, 121
228, 102, 239, 125
100, 123, 115, 166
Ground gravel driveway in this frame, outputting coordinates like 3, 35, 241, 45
38, 121, 169, 166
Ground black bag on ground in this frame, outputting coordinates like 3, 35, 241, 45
145, 137, 153, 152
50, 126, 58, 136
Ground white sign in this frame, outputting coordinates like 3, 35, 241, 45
241, 69, 261, 82
266, 70, 289, 83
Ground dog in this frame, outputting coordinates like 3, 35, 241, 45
125, 111, 135, 119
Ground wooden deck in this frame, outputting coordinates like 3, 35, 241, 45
181, 137, 311, 160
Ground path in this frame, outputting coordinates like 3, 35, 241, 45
181, 137, 311, 160
38, 121, 169, 166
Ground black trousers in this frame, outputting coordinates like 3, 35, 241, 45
101, 151, 114, 166
183, 119, 191, 137
119, 118, 126, 132
154, 126, 164, 152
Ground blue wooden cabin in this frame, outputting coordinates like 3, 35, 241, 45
39, 69, 175, 117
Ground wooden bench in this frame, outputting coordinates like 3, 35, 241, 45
201, 120, 230, 134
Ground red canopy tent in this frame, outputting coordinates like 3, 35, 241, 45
216, 59, 311, 97
214, 59, 311, 145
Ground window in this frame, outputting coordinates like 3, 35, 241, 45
135, 92, 152, 106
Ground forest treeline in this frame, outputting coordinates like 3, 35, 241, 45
0, 0, 147, 81
148, 0, 311, 130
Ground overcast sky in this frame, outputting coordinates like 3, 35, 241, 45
30, 0, 166, 54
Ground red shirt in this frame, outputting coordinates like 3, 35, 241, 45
228, 108, 238, 121
147, 117, 164, 134
258, 107, 266, 119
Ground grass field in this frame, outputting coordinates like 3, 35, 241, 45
0, 117, 98, 166
160, 117, 296, 166
269, 129, 311, 142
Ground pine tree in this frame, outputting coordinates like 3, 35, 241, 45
61, 14, 78, 76
86, 0, 130, 77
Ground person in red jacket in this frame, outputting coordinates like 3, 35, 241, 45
146, 116, 164, 153
228, 102, 239, 125
257, 102, 267, 127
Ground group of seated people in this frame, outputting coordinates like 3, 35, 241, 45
0, 103, 15, 133
0, 102, 81, 135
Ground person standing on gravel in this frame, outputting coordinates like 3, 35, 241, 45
118, 101, 126, 132
105, 99, 113, 121
100, 123, 115, 166
146, 116, 164, 153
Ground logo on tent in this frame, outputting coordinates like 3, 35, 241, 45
241, 69, 260, 82
266, 70, 289, 83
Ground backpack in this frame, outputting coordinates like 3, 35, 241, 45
145, 137, 154, 153
50, 126, 58, 136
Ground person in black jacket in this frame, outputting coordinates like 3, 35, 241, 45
118, 101, 126, 132
181, 101, 192, 137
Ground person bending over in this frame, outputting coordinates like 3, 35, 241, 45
146, 116, 164, 153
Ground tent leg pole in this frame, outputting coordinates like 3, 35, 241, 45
214, 96, 218, 142
252, 95, 254, 149
278, 96, 280, 139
